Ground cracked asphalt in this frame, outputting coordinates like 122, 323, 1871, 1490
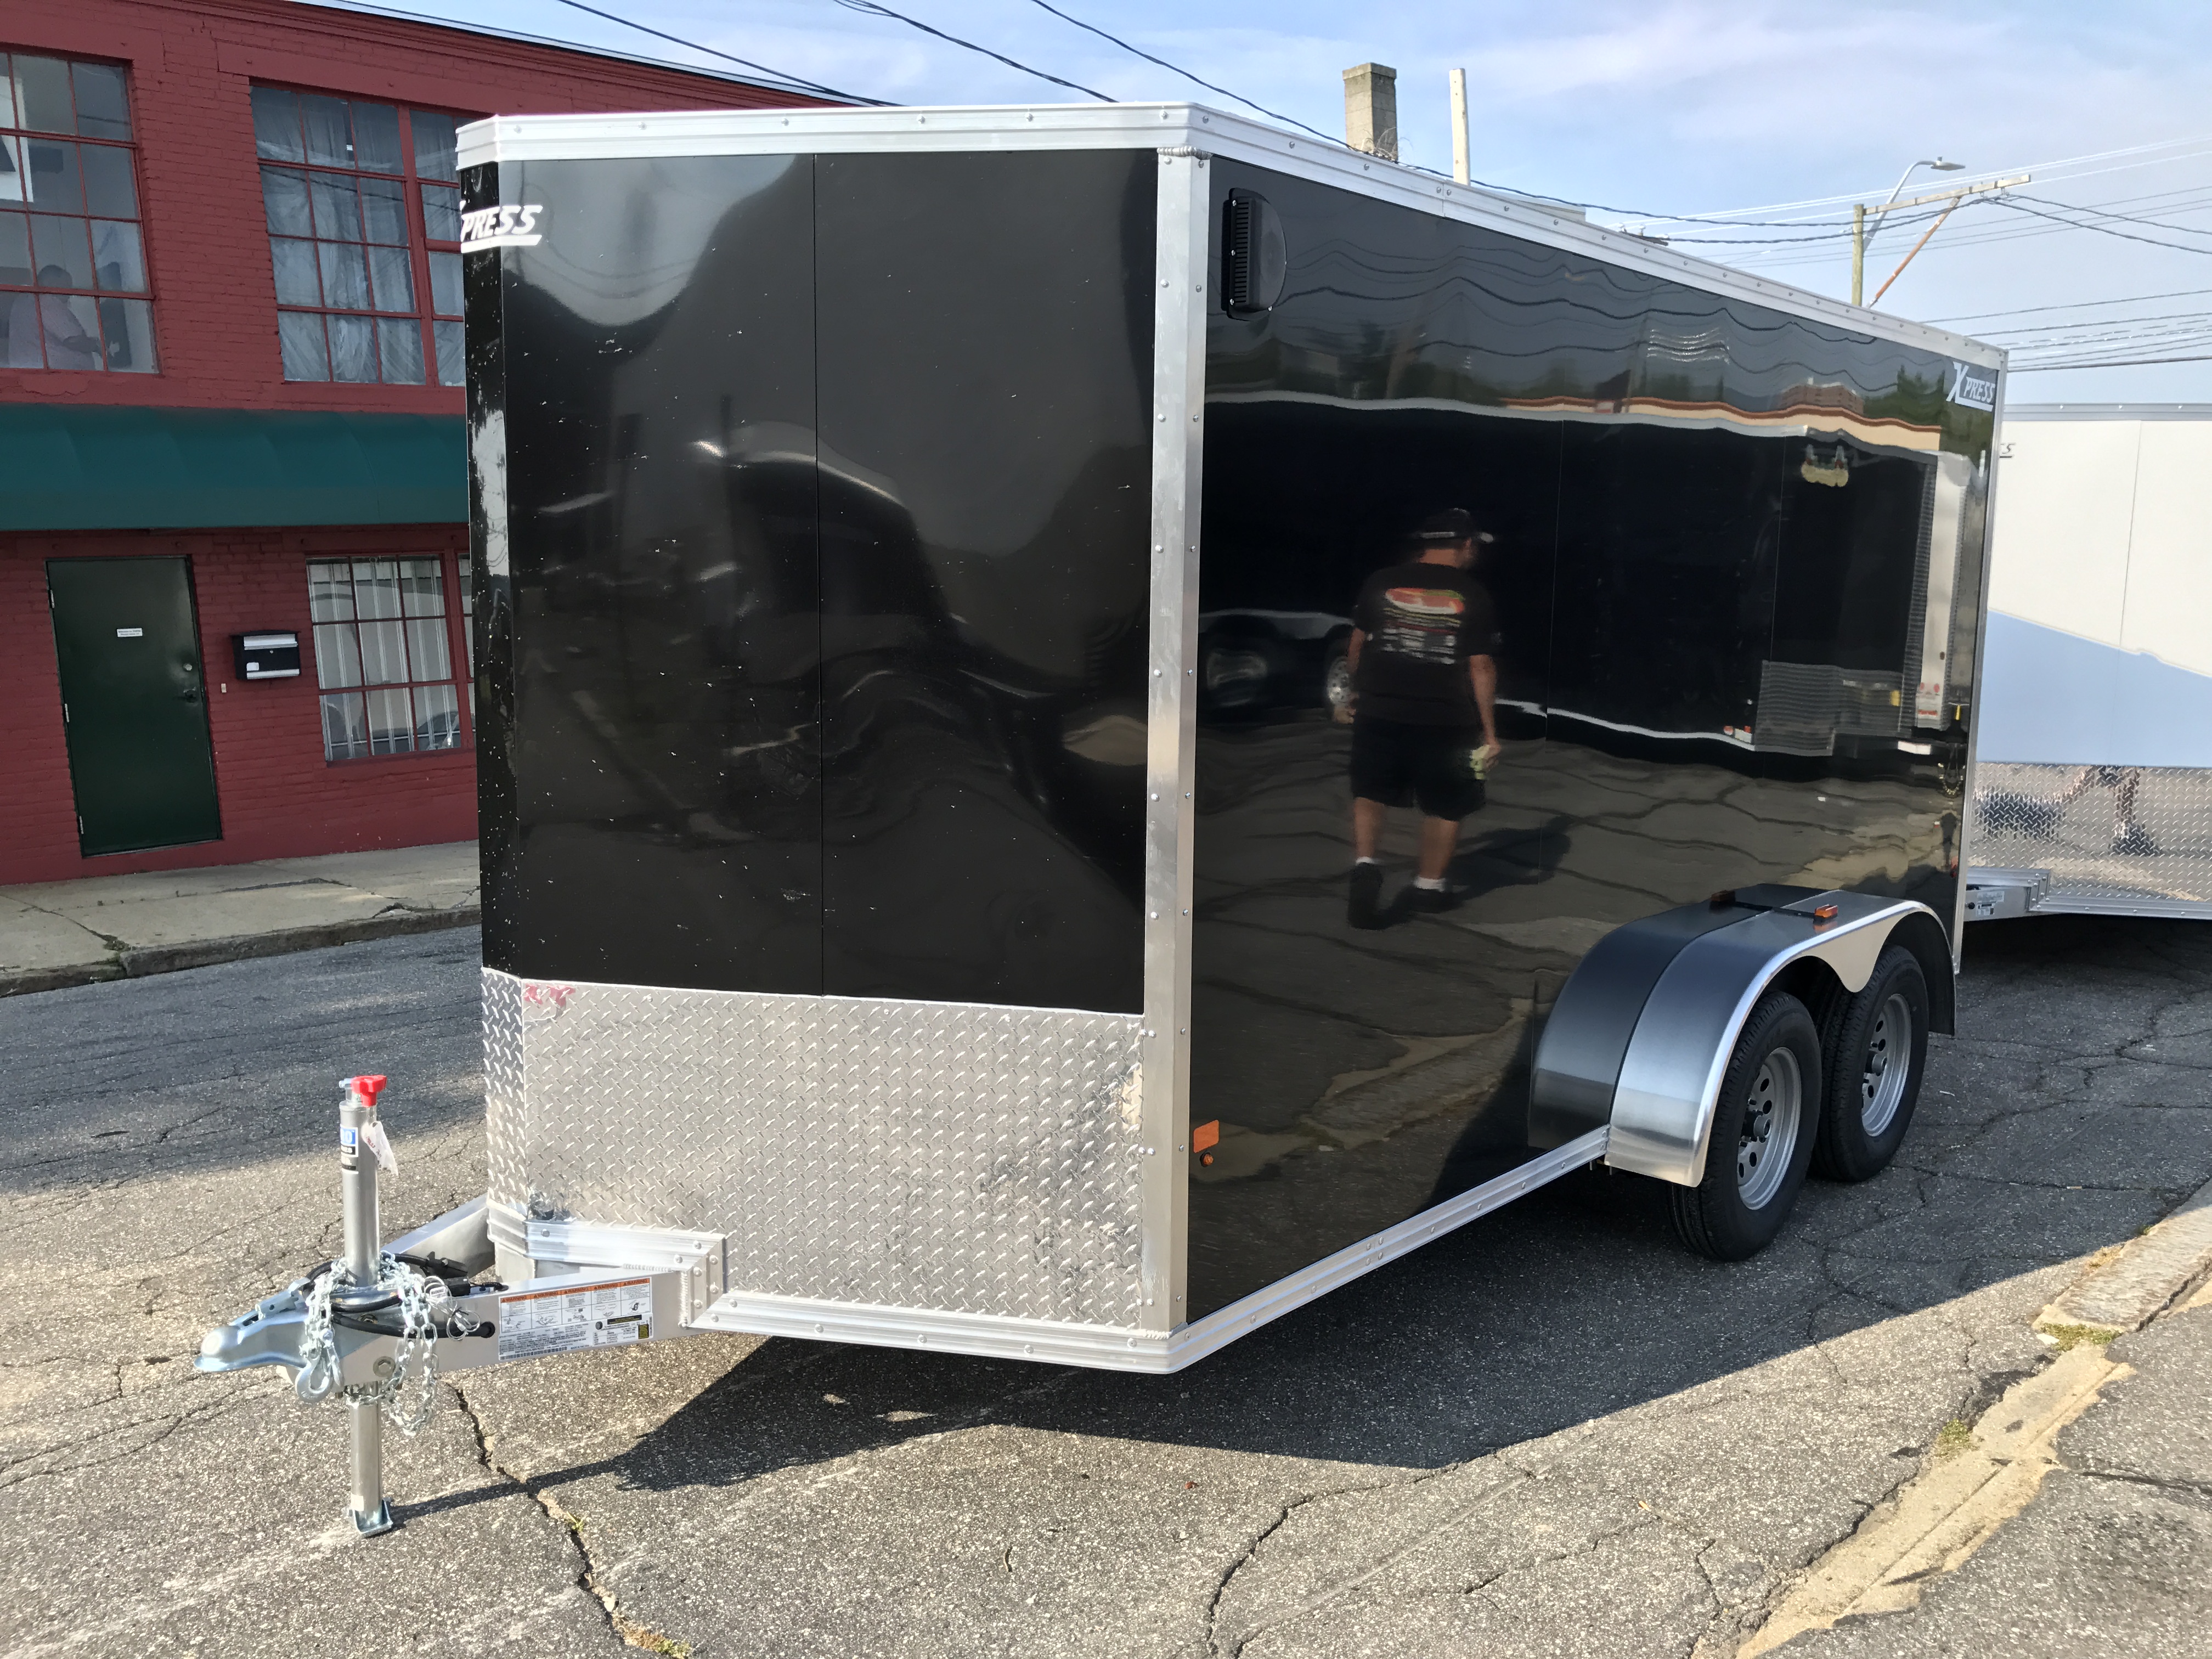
3, 913, 2209, 1658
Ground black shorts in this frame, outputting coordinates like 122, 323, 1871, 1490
1348, 718, 1486, 820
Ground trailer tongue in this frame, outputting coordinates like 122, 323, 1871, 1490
196, 100, 2000, 1533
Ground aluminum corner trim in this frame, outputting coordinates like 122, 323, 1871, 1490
1160, 1128, 1610, 1370
1606, 896, 1938, 1187
1139, 145, 1209, 1333
686, 1127, 1609, 1373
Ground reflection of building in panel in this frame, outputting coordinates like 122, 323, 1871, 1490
0, 0, 822, 885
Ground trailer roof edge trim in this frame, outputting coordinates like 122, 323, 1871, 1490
2002, 403, 2212, 421
454, 103, 2002, 368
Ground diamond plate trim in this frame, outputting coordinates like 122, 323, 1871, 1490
1973, 762, 2212, 908
482, 970, 1149, 1328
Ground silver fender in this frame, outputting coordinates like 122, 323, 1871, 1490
1531, 889, 1953, 1187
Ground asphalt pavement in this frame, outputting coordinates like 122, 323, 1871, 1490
3, 914, 2208, 1658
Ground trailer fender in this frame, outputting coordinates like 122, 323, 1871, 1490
1530, 891, 1950, 1187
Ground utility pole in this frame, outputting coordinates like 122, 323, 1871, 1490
1852, 158, 1960, 306
1449, 68, 1470, 184
1344, 63, 1397, 162
1850, 203, 1866, 306
1857, 173, 2031, 307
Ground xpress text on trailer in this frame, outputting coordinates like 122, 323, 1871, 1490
1967, 404, 2212, 921
199, 103, 2004, 1534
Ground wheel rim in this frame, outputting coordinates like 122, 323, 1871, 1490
1736, 1046, 1802, 1210
1325, 656, 1353, 709
1860, 993, 1912, 1137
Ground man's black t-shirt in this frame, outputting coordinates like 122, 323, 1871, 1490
1351, 562, 1501, 726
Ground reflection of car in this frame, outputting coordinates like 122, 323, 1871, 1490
416, 706, 464, 750
1196, 607, 1352, 715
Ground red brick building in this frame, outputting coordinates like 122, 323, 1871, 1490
1, 0, 824, 885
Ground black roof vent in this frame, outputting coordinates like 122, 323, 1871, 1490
1222, 190, 1286, 315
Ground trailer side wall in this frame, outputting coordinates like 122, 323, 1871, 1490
1187, 160, 1989, 1317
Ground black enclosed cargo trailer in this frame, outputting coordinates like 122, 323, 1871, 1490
201, 103, 2004, 1533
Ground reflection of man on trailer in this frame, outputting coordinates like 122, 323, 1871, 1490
1992, 765, 2154, 858
1344, 508, 1503, 927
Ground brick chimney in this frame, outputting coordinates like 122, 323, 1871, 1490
1343, 63, 1398, 162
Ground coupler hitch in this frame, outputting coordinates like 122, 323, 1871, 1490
196, 1075, 503, 1536
198, 1075, 707, 1538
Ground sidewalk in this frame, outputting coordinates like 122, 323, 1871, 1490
1754, 1178, 2212, 1656
0, 841, 478, 996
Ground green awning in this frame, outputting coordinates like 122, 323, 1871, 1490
0, 405, 465, 530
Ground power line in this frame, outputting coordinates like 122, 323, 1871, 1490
1734, 181, 2212, 272
2010, 352, 2212, 371
1020, 0, 1339, 143
1993, 308, 2212, 335
1929, 286, 2212, 323
826, 0, 1115, 99
2008, 189, 2212, 239
1987, 194, 2212, 257
545, 0, 884, 103
1675, 134, 2212, 223
312, 0, 880, 100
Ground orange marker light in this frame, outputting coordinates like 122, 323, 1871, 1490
1193, 1120, 1220, 1153
1813, 904, 1839, 922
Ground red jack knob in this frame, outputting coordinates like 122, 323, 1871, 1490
344, 1074, 388, 1105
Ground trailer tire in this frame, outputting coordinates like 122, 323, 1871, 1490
1812, 945, 1929, 1182
1669, 990, 1822, 1261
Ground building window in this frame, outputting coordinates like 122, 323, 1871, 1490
0, 52, 155, 373
252, 87, 464, 387
309, 557, 469, 759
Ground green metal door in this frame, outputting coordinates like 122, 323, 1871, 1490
48, 558, 222, 856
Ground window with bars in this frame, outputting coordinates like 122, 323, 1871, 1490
252, 87, 465, 386
0, 52, 155, 373
309, 558, 470, 760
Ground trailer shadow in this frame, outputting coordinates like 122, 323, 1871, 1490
445, 911, 2212, 1500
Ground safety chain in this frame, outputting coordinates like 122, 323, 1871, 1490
293, 1255, 477, 1436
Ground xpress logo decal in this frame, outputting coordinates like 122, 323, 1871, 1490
1947, 359, 1997, 412
460, 204, 545, 252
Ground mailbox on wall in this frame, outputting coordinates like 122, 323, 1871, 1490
232, 631, 301, 680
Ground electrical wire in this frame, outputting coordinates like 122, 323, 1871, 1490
544, 0, 884, 102
2010, 352, 2212, 371
1733, 181, 2212, 272
1020, 0, 1341, 143
310, 0, 881, 100
2007, 190, 2212, 239
1994, 308, 2212, 335
1986, 194, 2212, 257
1673, 134, 2212, 223
1929, 286, 2212, 323
826, 0, 1116, 99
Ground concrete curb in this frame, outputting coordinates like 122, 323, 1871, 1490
2041, 1179, 2212, 1333
1739, 1172, 2212, 1655
0, 905, 481, 997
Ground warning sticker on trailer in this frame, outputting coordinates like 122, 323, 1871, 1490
497, 1278, 653, 1361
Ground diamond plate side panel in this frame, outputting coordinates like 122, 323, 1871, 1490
1973, 763, 2212, 907
481, 971, 1149, 1327
483, 969, 528, 1216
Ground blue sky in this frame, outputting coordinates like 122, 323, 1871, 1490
337, 0, 2212, 400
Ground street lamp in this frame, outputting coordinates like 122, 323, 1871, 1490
1853, 159, 1963, 305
